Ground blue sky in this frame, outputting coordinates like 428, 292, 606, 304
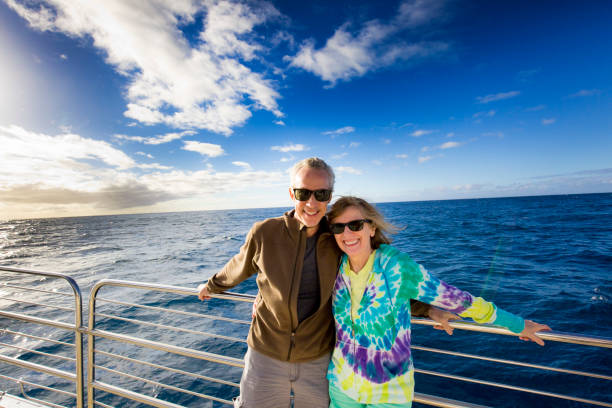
0, 0, 610, 220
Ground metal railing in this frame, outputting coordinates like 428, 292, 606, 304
0, 266, 85, 408
1, 267, 611, 408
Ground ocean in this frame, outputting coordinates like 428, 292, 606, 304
1, 193, 611, 407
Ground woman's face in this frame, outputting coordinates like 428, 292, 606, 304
331, 206, 375, 260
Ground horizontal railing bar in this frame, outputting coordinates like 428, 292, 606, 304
93, 380, 233, 407
412, 345, 612, 381
20, 386, 73, 408
96, 297, 251, 325
0, 354, 76, 382
0, 310, 77, 331
415, 368, 612, 407
92, 279, 256, 303
1, 283, 73, 297
0, 296, 74, 313
412, 318, 612, 348
0, 329, 76, 348
94, 312, 247, 344
95, 365, 235, 405
413, 392, 490, 408
90, 329, 245, 367
0, 341, 75, 362
0, 373, 76, 399
95, 349, 239, 388
93, 399, 114, 408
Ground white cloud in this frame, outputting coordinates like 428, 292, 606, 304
568, 89, 602, 98
418, 155, 433, 163
336, 166, 362, 175
322, 126, 355, 136
182, 141, 225, 157
421, 146, 430, 152
476, 91, 520, 104
472, 110, 496, 119
271, 143, 307, 152
135, 151, 154, 159
232, 161, 252, 170
382, 138, 391, 144
6, 0, 283, 135
288, 0, 448, 85
446, 132, 454, 137
59, 53, 67, 60
114, 130, 196, 145
541, 118, 556, 125
349, 142, 361, 148
411, 129, 434, 137
0, 124, 286, 217
372, 159, 382, 165
396, 154, 408, 159
274, 120, 286, 126
137, 163, 172, 170
439, 141, 460, 149
331, 152, 348, 159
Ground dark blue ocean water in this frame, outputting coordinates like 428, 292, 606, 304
1, 193, 611, 407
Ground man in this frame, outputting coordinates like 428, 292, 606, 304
198, 157, 453, 407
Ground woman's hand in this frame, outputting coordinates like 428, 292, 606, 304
518, 320, 551, 346
197, 283, 211, 300
428, 307, 460, 335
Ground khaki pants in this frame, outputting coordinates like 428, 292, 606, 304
234, 347, 331, 408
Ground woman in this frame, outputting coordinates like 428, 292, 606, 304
326, 196, 550, 407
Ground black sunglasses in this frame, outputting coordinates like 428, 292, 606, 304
293, 188, 332, 202
329, 219, 372, 235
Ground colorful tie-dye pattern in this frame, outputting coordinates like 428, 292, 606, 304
327, 244, 525, 404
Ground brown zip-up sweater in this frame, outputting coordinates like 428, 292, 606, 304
205, 210, 431, 363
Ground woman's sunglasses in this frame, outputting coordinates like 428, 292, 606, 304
293, 188, 332, 202
329, 219, 372, 235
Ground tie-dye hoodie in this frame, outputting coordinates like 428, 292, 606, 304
327, 244, 525, 404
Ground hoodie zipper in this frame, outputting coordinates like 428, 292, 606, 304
286, 230, 303, 360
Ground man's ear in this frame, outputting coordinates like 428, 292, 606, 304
288, 187, 295, 201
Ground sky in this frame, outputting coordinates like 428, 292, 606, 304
0, 0, 610, 220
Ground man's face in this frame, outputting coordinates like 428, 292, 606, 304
289, 167, 331, 229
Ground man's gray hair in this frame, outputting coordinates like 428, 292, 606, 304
290, 157, 335, 189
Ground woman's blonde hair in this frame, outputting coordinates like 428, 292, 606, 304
327, 196, 398, 249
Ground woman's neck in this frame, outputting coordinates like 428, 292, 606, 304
348, 250, 373, 273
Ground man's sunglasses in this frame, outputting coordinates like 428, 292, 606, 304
329, 219, 372, 235
292, 188, 332, 202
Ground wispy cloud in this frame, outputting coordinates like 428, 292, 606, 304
348, 142, 361, 148
232, 161, 252, 170
114, 131, 197, 145
331, 153, 348, 159
418, 155, 433, 163
59, 53, 67, 60
182, 141, 225, 157
336, 166, 362, 175
271, 143, 307, 152
6, 0, 283, 135
482, 131, 504, 138
476, 91, 520, 104
516, 68, 540, 83
541, 118, 556, 125
473, 110, 496, 119
411, 129, 435, 137
396, 154, 409, 159
568, 89, 602, 98
135, 151, 154, 159
288, 0, 449, 86
274, 120, 286, 126
439, 141, 461, 149
322, 126, 355, 136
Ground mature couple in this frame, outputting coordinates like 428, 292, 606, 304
198, 157, 549, 408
